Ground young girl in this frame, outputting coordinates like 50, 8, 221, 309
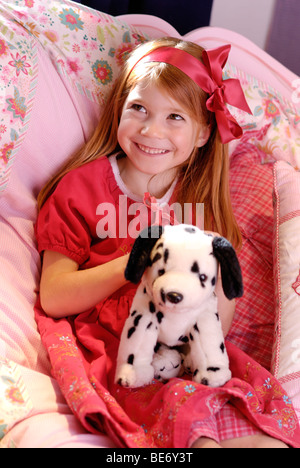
35, 37, 299, 448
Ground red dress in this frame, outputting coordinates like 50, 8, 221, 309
34, 155, 300, 448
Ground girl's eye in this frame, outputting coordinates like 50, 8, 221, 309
131, 104, 146, 113
169, 113, 184, 121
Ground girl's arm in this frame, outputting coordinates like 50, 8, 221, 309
40, 250, 129, 318
214, 271, 235, 337
204, 231, 236, 336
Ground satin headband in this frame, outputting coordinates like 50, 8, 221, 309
132, 45, 252, 144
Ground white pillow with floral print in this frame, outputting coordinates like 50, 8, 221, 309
0, 358, 33, 442
225, 64, 300, 167
272, 161, 300, 379
0, 0, 148, 196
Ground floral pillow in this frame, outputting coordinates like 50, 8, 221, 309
225, 64, 300, 167
0, 0, 148, 196
0, 358, 33, 442
0, 6, 37, 193
272, 160, 300, 380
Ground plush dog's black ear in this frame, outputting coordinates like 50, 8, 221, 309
125, 225, 163, 284
212, 236, 243, 300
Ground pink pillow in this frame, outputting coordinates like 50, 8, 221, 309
228, 144, 275, 370
0, 1, 146, 370
271, 161, 300, 421
272, 161, 300, 380
0, 0, 148, 197
0, 45, 94, 372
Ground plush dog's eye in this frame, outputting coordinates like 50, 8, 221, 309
199, 274, 207, 282
158, 269, 165, 277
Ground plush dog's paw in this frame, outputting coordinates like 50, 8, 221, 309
115, 364, 154, 388
193, 366, 232, 388
152, 346, 182, 382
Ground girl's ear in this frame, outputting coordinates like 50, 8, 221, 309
196, 125, 211, 148
125, 225, 163, 284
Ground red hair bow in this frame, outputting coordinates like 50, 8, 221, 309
137, 45, 252, 144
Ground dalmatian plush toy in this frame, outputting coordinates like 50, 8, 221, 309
115, 224, 243, 389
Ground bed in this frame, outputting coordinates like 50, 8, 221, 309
0, 0, 299, 448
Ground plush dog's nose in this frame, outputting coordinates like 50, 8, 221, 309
166, 291, 183, 304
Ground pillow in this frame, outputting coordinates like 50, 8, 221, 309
228, 144, 275, 371
224, 64, 300, 166
0, 0, 147, 370
185, 25, 299, 162
0, 5, 38, 195
272, 161, 300, 380
0, 45, 88, 372
0, 0, 148, 197
0, 358, 33, 441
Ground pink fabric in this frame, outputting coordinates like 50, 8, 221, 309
271, 161, 300, 424
228, 141, 275, 370
275, 162, 300, 218
188, 403, 261, 446
0, 43, 100, 373
3, 413, 115, 449
181, 26, 299, 99
0, 364, 115, 448
281, 378, 300, 425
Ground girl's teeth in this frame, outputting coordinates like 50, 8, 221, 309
138, 144, 167, 155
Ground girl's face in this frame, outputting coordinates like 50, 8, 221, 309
117, 82, 209, 191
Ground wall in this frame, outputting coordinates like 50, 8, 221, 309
210, 0, 276, 50
265, 0, 300, 76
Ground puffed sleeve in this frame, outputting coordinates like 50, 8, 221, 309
35, 171, 92, 265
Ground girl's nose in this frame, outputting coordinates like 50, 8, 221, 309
141, 117, 164, 138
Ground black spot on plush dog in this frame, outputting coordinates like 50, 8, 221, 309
115, 224, 243, 388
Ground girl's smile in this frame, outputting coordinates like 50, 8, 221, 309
117, 82, 209, 197
134, 142, 169, 156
